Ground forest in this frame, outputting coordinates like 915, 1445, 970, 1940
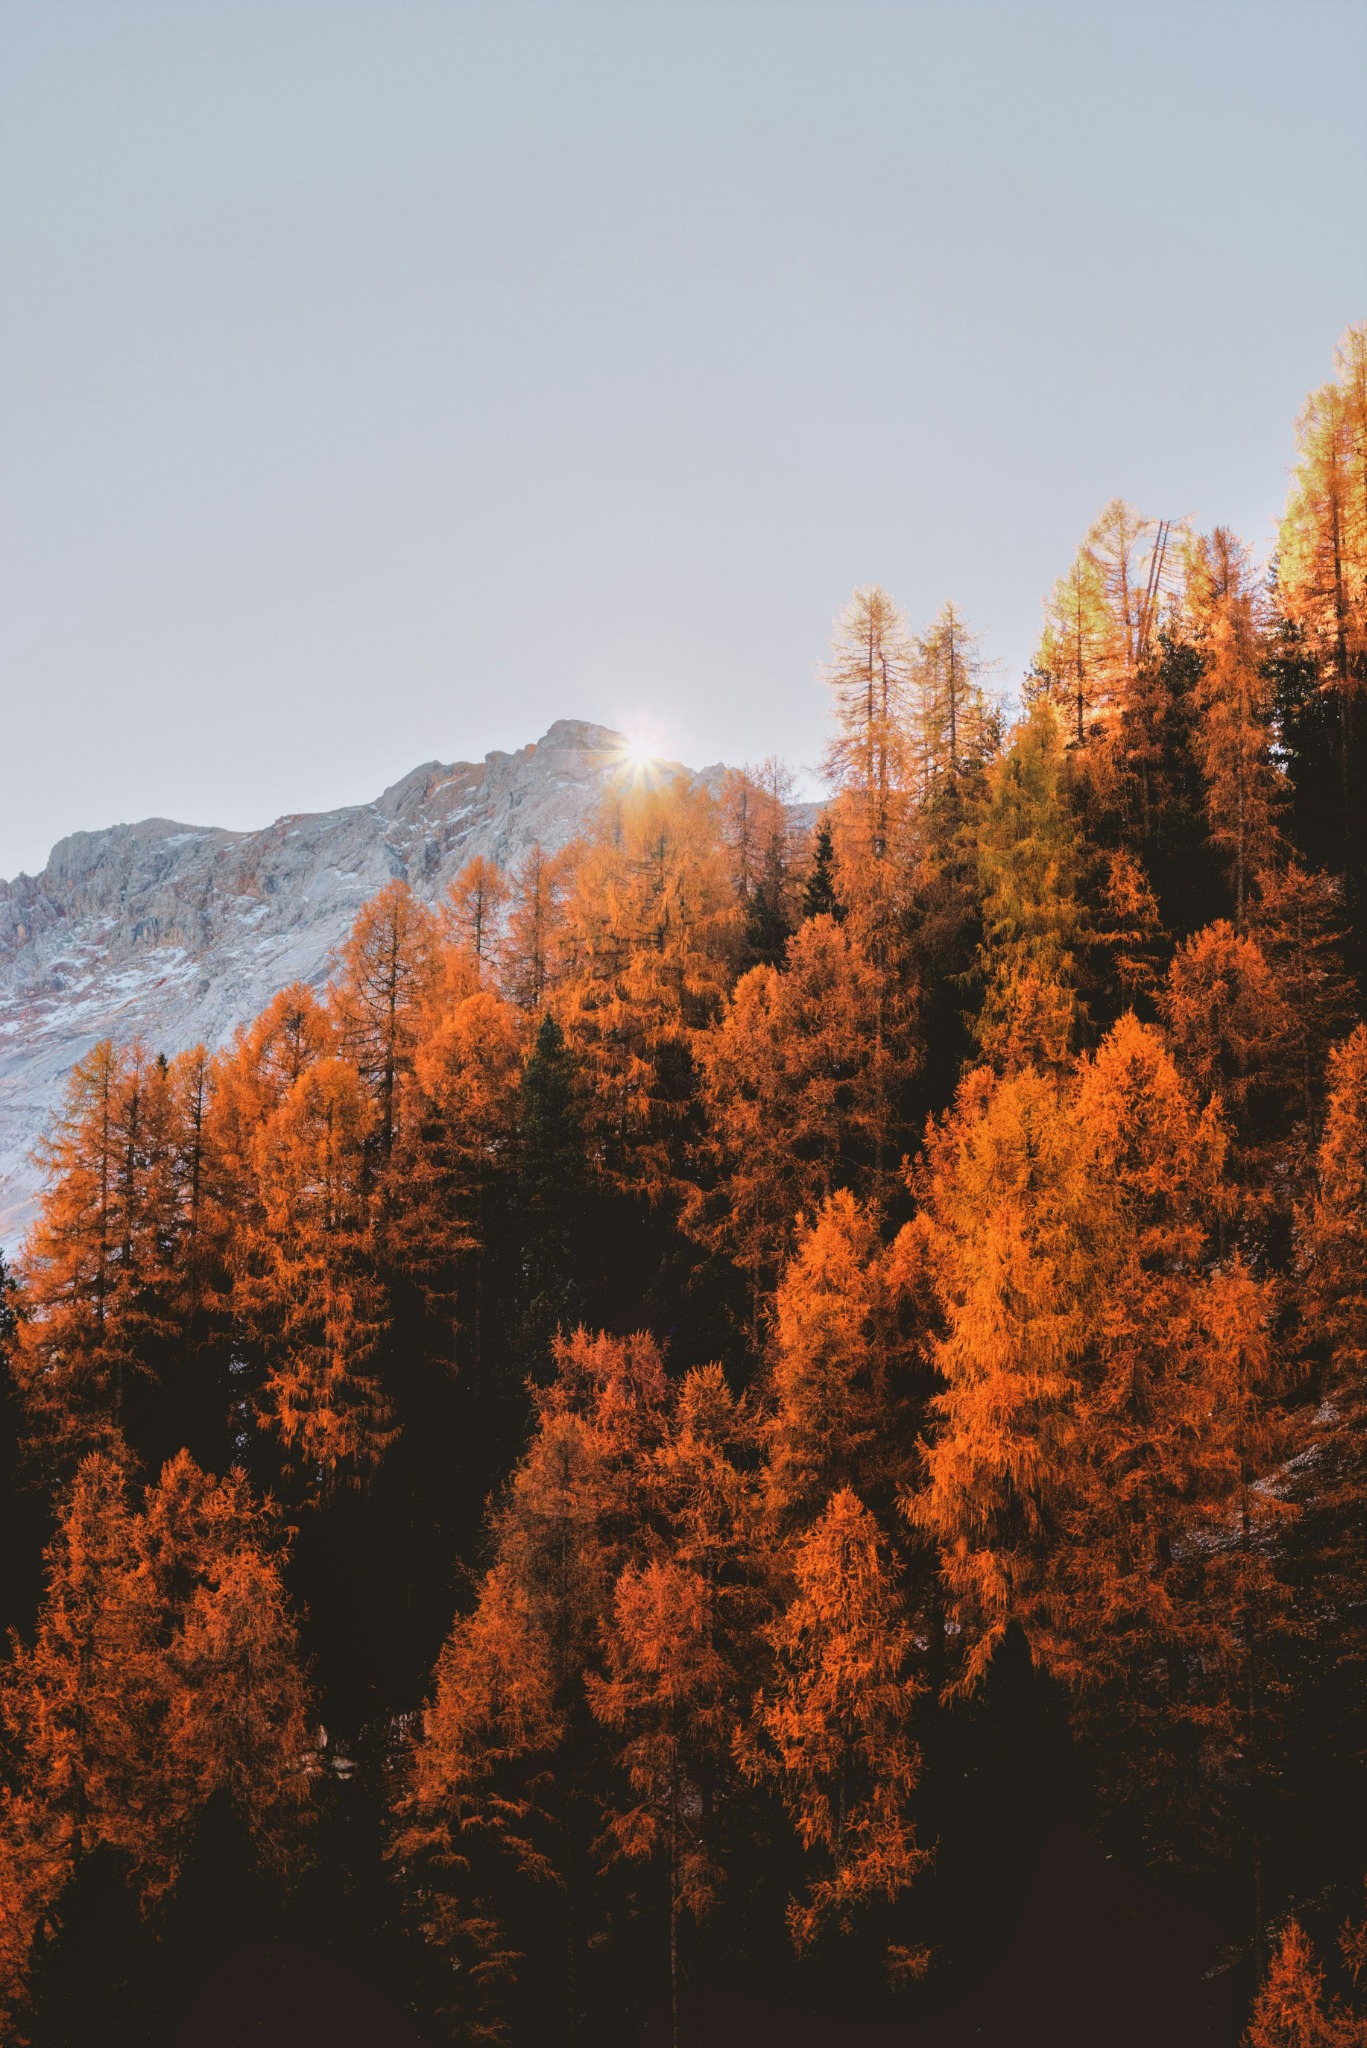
0, 325, 1365, 2047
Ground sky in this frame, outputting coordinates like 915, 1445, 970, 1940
1, 1, 1364, 881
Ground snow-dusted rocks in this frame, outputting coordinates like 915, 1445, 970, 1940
0, 720, 668, 1247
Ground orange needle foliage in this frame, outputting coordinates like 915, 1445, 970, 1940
1278, 325, 1367, 695
330, 879, 443, 1169
587, 1554, 734, 2029
693, 917, 917, 1293
763, 1190, 925, 1533
553, 778, 740, 1202
394, 1331, 671, 2020
747, 1488, 926, 1955
11, 341, 1367, 2038
915, 1013, 1284, 1816
0, 1450, 311, 2030
1185, 528, 1284, 922
238, 1055, 393, 1482
1244, 1919, 1363, 2048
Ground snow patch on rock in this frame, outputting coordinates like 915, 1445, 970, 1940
0, 720, 666, 1247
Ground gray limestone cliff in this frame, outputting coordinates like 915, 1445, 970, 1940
0, 719, 716, 1246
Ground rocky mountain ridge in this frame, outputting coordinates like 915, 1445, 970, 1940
0, 719, 714, 1247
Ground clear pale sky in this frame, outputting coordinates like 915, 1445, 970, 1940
1, 1, 1363, 881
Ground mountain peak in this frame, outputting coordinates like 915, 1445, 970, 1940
0, 718, 677, 1247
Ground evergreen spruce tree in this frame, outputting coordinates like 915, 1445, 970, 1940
0, 1250, 15, 1369
511, 1012, 592, 1371
720, 763, 797, 968
801, 818, 841, 922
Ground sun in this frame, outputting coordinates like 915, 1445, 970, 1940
614, 725, 665, 779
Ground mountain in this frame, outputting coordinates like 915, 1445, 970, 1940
0, 719, 721, 1248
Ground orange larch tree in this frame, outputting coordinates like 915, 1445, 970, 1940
1275, 325, 1367, 929
1183, 527, 1284, 923
1278, 325, 1367, 699
330, 878, 442, 1171
498, 842, 571, 1014
745, 1488, 926, 1961
1287, 1026, 1367, 1746
763, 1191, 924, 1536
393, 984, 526, 1329
555, 779, 740, 1204
237, 1056, 393, 1485
134, 1449, 314, 1870
12, 1040, 182, 1466
587, 1559, 734, 2048
1032, 501, 1170, 747
820, 586, 929, 996
206, 981, 336, 1251
914, 1015, 1284, 1843
0, 1449, 311, 2029
691, 914, 917, 1299
911, 601, 999, 806
822, 586, 916, 877
971, 702, 1089, 1073
1165, 877, 1356, 1221
444, 856, 511, 983
394, 1330, 671, 2034
1244, 1918, 1359, 2048
587, 1363, 763, 2043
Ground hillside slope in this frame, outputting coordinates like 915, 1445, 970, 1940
0, 720, 703, 1245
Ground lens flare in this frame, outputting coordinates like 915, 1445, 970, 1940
614, 725, 665, 778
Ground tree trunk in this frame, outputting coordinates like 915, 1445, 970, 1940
669, 1804, 680, 2048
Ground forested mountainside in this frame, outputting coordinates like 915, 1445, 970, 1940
0, 327, 1364, 2048
0, 721, 727, 1247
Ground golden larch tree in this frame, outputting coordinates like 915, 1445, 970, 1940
330, 879, 442, 1168
444, 855, 511, 982
1184, 527, 1284, 921
1278, 324, 1367, 695
747, 1488, 926, 1958
238, 1056, 393, 1483
691, 913, 916, 1297
555, 779, 740, 1202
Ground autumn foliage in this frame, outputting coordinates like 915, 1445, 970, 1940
3, 324, 1367, 2041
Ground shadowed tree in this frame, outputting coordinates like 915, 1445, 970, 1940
393, 1331, 670, 2041
1244, 1919, 1359, 2048
0, 1450, 311, 2030
719, 761, 798, 969
509, 1012, 593, 1370
801, 817, 842, 923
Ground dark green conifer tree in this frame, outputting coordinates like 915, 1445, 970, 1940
1100, 634, 1225, 940
0, 1251, 16, 1367
743, 876, 793, 969
1272, 600, 1367, 987
510, 1013, 592, 1371
801, 818, 842, 923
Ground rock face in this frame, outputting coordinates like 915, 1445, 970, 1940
0, 719, 707, 1248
